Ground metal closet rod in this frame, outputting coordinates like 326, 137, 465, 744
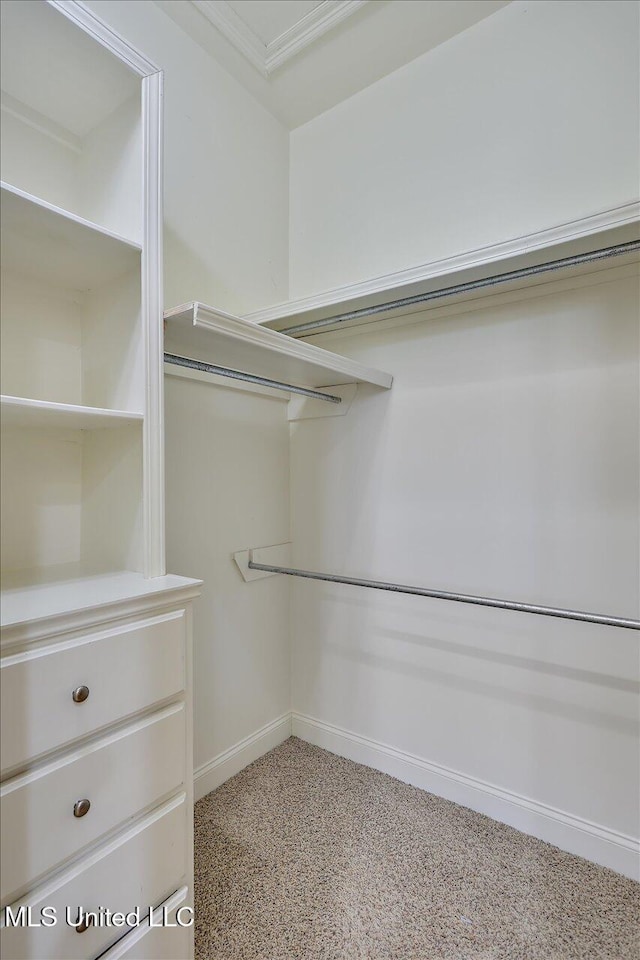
164, 353, 342, 403
247, 561, 640, 630
279, 239, 640, 337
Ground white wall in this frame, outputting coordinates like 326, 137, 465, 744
164, 372, 291, 779
84, 1, 292, 779
85, 0, 289, 314
290, 267, 639, 873
289, 0, 640, 299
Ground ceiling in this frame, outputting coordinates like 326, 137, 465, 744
155, 0, 512, 129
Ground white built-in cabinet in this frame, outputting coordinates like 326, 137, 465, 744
0, 3, 200, 958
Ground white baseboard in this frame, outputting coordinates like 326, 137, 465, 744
194, 713, 292, 801
292, 712, 639, 881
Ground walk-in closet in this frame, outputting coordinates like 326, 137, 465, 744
1, 1, 639, 959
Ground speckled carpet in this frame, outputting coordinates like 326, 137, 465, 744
194, 737, 639, 960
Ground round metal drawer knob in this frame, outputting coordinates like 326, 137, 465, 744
73, 798, 91, 818
75, 913, 93, 933
72, 685, 90, 703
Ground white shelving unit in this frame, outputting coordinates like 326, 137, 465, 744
164, 301, 394, 390
1, 5, 199, 960
0, 0, 163, 587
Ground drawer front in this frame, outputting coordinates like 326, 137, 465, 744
0, 795, 188, 960
1, 610, 186, 775
1, 703, 185, 904
97, 887, 192, 960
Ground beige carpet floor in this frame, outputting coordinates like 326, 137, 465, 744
194, 737, 639, 960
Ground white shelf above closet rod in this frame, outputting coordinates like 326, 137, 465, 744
278, 238, 640, 337
246, 208, 640, 335
163, 302, 393, 392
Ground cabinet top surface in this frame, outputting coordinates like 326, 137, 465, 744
0, 571, 202, 632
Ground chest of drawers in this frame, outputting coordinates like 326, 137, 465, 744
0, 573, 201, 960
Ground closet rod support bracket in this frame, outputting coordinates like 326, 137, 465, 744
234, 543, 292, 582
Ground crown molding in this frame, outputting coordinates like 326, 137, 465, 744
191, 0, 367, 76
192, 0, 265, 73
265, 1, 368, 73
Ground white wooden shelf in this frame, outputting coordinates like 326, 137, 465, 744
0, 182, 141, 289
243, 204, 640, 336
0, 396, 143, 430
163, 302, 393, 390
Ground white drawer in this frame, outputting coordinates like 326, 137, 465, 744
97, 887, 192, 960
1, 610, 186, 775
0, 795, 188, 960
1, 703, 185, 904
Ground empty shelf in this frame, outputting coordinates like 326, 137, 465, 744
0, 182, 141, 290
163, 302, 393, 390
0, 396, 143, 430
